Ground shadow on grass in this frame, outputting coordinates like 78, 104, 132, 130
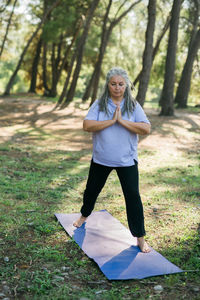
158, 228, 200, 282
142, 164, 200, 202
0, 96, 199, 149
0, 140, 91, 236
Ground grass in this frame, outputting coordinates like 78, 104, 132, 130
0, 97, 199, 299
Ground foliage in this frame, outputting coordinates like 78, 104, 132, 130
0, 0, 199, 104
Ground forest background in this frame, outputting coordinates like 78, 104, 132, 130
0, 1, 200, 299
0, 0, 199, 113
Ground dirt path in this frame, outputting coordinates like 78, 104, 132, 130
0, 95, 199, 157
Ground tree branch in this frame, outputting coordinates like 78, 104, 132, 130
0, 0, 18, 58
0, 0, 12, 14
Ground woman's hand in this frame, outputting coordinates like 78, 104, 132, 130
116, 105, 122, 121
113, 105, 122, 122
112, 106, 118, 122
115, 105, 150, 135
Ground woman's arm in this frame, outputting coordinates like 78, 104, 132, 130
117, 106, 151, 135
83, 119, 115, 132
118, 119, 151, 135
83, 106, 118, 132
83, 106, 151, 135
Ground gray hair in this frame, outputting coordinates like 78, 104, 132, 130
98, 67, 136, 116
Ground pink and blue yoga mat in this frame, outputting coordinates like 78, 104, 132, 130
55, 210, 183, 280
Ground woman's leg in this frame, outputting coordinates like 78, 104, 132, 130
116, 163, 150, 252
74, 160, 112, 227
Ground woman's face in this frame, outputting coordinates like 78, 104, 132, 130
108, 75, 126, 100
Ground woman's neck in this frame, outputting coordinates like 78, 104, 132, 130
111, 96, 123, 105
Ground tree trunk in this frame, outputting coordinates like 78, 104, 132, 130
49, 36, 63, 97
42, 42, 50, 95
49, 24, 81, 98
82, 70, 96, 102
3, 0, 61, 95
175, 0, 200, 107
57, 23, 81, 81
175, 28, 200, 108
56, 50, 77, 107
159, 0, 182, 116
82, 0, 113, 102
133, 14, 171, 86
49, 43, 58, 97
136, 0, 156, 107
90, 29, 111, 103
57, 22, 91, 108
29, 38, 42, 93
187, 0, 199, 49
60, 0, 100, 108
0, 0, 18, 58
89, 0, 142, 105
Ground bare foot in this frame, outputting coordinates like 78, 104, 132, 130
73, 215, 87, 228
137, 237, 151, 253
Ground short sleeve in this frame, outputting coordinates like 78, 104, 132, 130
134, 102, 150, 124
84, 100, 99, 120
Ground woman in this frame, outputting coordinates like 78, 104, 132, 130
73, 67, 151, 253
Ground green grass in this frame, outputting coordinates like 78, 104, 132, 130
0, 100, 200, 300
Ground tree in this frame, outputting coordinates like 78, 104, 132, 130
175, 28, 200, 107
136, 0, 156, 107
29, 38, 42, 93
159, 0, 182, 116
48, 20, 82, 97
56, 49, 77, 107
50, 39, 63, 97
58, 0, 101, 108
41, 42, 50, 94
83, 0, 142, 105
175, 0, 200, 108
0, 0, 18, 58
133, 13, 171, 86
38, 0, 85, 97
3, 0, 61, 95
82, 0, 113, 102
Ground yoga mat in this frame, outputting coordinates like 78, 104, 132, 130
55, 210, 183, 280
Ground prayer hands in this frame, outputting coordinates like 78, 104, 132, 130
113, 105, 122, 123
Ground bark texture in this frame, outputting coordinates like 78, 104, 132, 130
175, 0, 200, 108
159, 0, 182, 116
136, 0, 156, 107
133, 14, 171, 86
29, 38, 42, 93
175, 28, 200, 108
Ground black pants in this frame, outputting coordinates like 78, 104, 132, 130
81, 160, 146, 238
